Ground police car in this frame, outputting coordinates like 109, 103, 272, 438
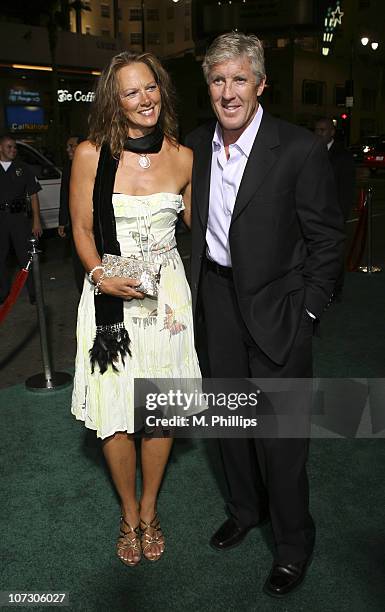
16, 141, 61, 229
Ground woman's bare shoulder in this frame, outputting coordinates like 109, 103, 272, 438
177, 143, 193, 160
73, 141, 100, 176
169, 142, 193, 169
74, 140, 99, 160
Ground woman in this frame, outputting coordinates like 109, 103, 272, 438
70, 52, 201, 566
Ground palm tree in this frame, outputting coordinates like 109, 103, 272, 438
69, 0, 91, 34
2, 0, 89, 164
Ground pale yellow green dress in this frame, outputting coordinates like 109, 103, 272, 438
71, 193, 202, 438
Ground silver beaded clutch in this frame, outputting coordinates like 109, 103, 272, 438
102, 254, 161, 298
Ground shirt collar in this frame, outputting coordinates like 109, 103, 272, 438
0, 161, 12, 171
327, 138, 334, 150
212, 104, 264, 157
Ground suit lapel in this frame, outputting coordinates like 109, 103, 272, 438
193, 123, 215, 229
231, 112, 280, 224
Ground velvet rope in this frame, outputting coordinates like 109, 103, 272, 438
347, 198, 369, 272
0, 268, 30, 325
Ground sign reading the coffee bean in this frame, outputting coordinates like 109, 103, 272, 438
57, 89, 95, 103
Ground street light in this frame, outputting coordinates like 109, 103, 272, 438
360, 36, 379, 50
346, 35, 381, 144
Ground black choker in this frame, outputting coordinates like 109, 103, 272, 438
124, 125, 164, 168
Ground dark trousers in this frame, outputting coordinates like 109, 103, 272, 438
0, 212, 35, 302
200, 266, 315, 564
334, 260, 345, 295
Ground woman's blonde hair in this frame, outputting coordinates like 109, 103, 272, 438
88, 51, 178, 157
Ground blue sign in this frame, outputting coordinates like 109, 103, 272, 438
8, 89, 41, 104
6, 106, 47, 131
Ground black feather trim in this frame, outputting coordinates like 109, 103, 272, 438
89, 324, 131, 375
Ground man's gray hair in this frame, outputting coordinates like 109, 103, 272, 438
202, 32, 266, 84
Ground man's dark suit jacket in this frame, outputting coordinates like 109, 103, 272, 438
328, 140, 355, 220
185, 111, 345, 367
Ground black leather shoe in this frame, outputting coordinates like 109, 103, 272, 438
263, 558, 311, 598
210, 518, 254, 551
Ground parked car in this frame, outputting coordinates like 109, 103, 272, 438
363, 137, 385, 174
16, 141, 61, 229
349, 135, 380, 163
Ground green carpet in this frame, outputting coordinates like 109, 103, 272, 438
1, 272, 385, 611
314, 273, 385, 378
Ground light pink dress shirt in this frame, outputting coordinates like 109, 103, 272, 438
206, 104, 263, 267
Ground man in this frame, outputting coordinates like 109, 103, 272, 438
58, 135, 85, 293
186, 33, 345, 597
315, 117, 355, 299
0, 135, 42, 305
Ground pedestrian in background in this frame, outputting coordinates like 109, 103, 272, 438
315, 117, 355, 300
58, 135, 85, 293
0, 134, 42, 305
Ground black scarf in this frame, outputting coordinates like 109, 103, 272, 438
124, 124, 164, 153
89, 128, 164, 374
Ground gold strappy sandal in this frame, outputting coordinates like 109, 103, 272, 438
116, 517, 141, 567
140, 513, 165, 562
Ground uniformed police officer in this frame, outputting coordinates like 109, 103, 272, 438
0, 134, 42, 304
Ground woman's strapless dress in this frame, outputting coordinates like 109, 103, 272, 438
71, 193, 202, 438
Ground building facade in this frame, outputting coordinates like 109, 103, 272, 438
0, 0, 194, 153
192, 0, 385, 143
69, 0, 194, 59
0, 0, 384, 153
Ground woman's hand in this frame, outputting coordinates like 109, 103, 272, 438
96, 274, 145, 300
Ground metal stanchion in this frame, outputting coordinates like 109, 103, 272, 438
25, 237, 73, 392
358, 186, 382, 274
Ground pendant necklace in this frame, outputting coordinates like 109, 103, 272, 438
123, 125, 164, 171
138, 154, 151, 169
